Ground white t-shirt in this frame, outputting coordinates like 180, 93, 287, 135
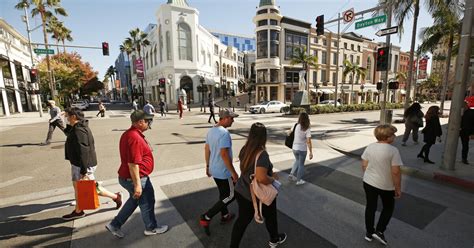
292, 124, 311, 151
361, 143, 403, 191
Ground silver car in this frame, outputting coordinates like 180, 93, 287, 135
249, 101, 288, 114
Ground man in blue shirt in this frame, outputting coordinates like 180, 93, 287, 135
200, 109, 239, 236
143, 101, 155, 129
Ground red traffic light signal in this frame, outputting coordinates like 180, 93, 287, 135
316, 15, 324, 36
159, 78, 166, 88
376, 47, 389, 71
30, 69, 38, 83
102, 42, 109, 56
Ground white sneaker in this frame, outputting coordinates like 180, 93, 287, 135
296, 180, 306, 185
105, 223, 125, 238
144, 225, 169, 235
288, 174, 296, 182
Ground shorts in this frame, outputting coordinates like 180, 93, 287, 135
71, 165, 97, 181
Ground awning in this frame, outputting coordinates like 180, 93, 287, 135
204, 77, 216, 85
310, 89, 334, 94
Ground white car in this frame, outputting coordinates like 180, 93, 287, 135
319, 100, 341, 107
71, 100, 88, 110
249, 101, 288, 114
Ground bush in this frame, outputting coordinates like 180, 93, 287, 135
290, 107, 306, 115
288, 102, 402, 115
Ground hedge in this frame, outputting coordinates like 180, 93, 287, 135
289, 102, 403, 115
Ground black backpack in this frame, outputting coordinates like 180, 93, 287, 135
285, 123, 298, 149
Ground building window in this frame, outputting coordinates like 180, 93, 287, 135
332, 72, 336, 84
285, 31, 308, 60
166, 31, 171, 61
258, 20, 268, 26
285, 71, 299, 83
344, 43, 347, 49
366, 57, 372, 80
350, 54, 354, 63
214, 44, 218, 55
314, 37, 318, 44
270, 69, 278, 82
270, 30, 279, 57
257, 69, 267, 83
313, 49, 317, 57
333, 41, 337, 47
159, 25, 163, 62
178, 23, 192, 61
394, 55, 399, 73
270, 8, 279, 14
216, 62, 220, 75
358, 45, 361, 52
351, 44, 354, 51
356, 56, 360, 65
270, 19, 278, 25
332, 52, 337, 65
321, 69, 327, 82
323, 39, 327, 46
15, 63, 24, 81
257, 30, 268, 59
257, 9, 267, 14
312, 71, 317, 83
321, 51, 327, 64
154, 46, 158, 65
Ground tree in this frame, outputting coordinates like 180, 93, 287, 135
120, 39, 135, 101
289, 47, 318, 100
127, 28, 150, 105
418, 1, 463, 114
342, 60, 367, 104
15, 0, 68, 99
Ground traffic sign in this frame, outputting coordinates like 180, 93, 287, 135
375, 26, 399, 37
34, 48, 54, 55
343, 8, 355, 23
355, 15, 386, 29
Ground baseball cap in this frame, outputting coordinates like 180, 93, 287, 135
130, 110, 154, 122
219, 108, 239, 118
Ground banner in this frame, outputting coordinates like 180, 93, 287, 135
135, 59, 144, 80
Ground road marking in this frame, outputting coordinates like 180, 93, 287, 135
0, 176, 33, 189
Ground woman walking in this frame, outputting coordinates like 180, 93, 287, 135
417, 106, 442, 164
96, 101, 106, 117
62, 107, 122, 220
288, 112, 313, 185
401, 102, 424, 146
230, 123, 286, 248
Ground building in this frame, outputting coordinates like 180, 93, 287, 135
114, 51, 131, 101
211, 31, 256, 52
0, 18, 40, 116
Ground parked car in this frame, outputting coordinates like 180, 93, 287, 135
71, 100, 89, 110
249, 101, 288, 114
319, 100, 341, 107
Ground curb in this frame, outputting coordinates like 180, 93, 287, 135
433, 172, 474, 192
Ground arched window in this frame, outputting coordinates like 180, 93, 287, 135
178, 23, 192, 61
366, 57, 372, 80
154, 46, 158, 65
208, 53, 211, 66
159, 25, 163, 62
166, 31, 171, 61
215, 62, 220, 75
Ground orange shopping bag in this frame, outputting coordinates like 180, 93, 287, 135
76, 180, 100, 210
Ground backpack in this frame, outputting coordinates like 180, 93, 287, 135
285, 123, 298, 149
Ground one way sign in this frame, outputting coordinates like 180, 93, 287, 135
375, 26, 398, 37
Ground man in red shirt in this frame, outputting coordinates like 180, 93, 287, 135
105, 110, 168, 238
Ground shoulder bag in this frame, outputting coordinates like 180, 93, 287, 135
284, 123, 298, 149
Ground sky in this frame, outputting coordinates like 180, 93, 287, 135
1, 0, 434, 79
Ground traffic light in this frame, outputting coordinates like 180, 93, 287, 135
376, 82, 383, 91
159, 78, 166, 88
388, 81, 399, 90
102, 42, 109, 56
376, 47, 389, 71
316, 15, 324, 36
29, 69, 38, 83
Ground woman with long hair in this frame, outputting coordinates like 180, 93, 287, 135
417, 106, 442, 164
230, 123, 286, 248
288, 112, 313, 185
401, 102, 424, 146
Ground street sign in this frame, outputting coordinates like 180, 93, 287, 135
355, 15, 386, 29
375, 26, 399, 37
34, 48, 54, 55
343, 8, 355, 23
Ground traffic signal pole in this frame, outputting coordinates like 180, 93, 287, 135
379, 4, 392, 124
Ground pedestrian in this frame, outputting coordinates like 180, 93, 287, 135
361, 124, 403, 246
288, 112, 313, 185
132, 99, 138, 111
417, 106, 442, 164
105, 110, 168, 238
178, 98, 183, 119
41, 100, 65, 146
96, 101, 106, 118
199, 108, 239, 236
460, 102, 474, 164
208, 98, 217, 124
159, 99, 167, 117
62, 107, 122, 221
230, 122, 287, 248
143, 100, 155, 129
401, 102, 424, 146
236, 97, 240, 107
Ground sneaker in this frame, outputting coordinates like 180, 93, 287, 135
105, 223, 125, 238
144, 225, 169, 236
62, 210, 85, 220
70, 200, 76, 206
401, 142, 407, 146
199, 214, 211, 236
114, 192, 122, 209
364, 232, 373, 242
372, 231, 387, 245
296, 179, 306, 185
269, 233, 287, 247
220, 213, 235, 224
288, 174, 296, 182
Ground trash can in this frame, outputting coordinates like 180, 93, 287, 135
385, 109, 393, 124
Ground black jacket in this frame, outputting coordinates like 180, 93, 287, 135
64, 120, 97, 174
422, 117, 442, 144
461, 109, 474, 136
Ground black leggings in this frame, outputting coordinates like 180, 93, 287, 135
363, 182, 395, 234
230, 192, 279, 248
419, 142, 434, 159
205, 178, 235, 218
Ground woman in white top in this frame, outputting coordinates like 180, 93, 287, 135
288, 112, 313, 185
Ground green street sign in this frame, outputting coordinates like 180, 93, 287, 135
355, 15, 387, 29
34, 48, 55, 55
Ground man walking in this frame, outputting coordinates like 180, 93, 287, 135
143, 101, 156, 129
200, 109, 239, 236
41, 100, 65, 146
105, 110, 168, 238
159, 99, 167, 117
208, 97, 217, 124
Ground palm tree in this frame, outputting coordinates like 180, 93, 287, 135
289, 47, 318, 101
58, 26, 72, 53
15, 0, 68, 99
418, 2, 462, 115
46, 16, 62, 53
120, 39, 135, 101
342, 60, 367, 104
127, 28, 150, 105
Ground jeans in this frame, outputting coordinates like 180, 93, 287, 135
205, 177, 235, 218
208, 110, 217, 123
290, 149, 307, 181
230, 192, 279, 248
363, 182, 395, 234
110, 177, 157, 231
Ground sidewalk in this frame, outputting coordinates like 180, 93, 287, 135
322, 116, 474, 191
0, 111, 49, 132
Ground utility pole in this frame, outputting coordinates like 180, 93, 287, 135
334, 13, 341, 108
23, 4, 43, 117
441, 0, 473, 171
379, 4, 392, 124
404, 0, 421, 111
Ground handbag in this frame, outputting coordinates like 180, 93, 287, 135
76, 180, 100, 210
285, 123, 298, 149
250, 151, 278, 224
